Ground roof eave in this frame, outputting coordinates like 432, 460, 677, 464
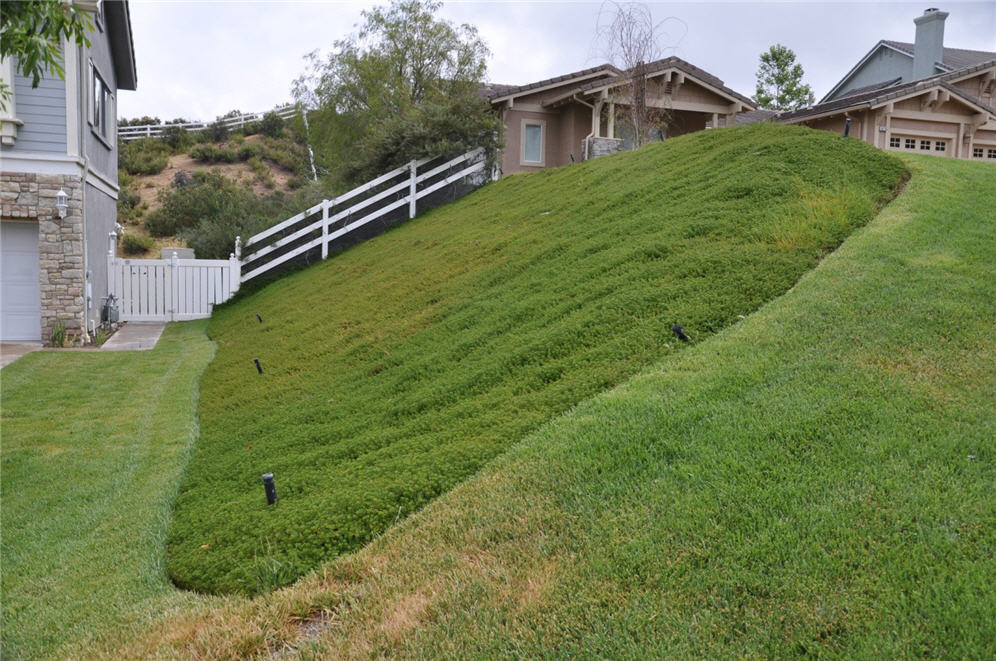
105, 0, 137, 91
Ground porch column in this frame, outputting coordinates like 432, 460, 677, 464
607, 102, 615, 139
591, 100, 604, 138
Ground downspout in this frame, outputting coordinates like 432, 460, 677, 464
573, 94, 595, 160
78, 41, 92, 344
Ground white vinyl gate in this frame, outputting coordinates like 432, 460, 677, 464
108, 247, 240, 322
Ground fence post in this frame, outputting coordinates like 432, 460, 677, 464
168, 251, 179, 322
107, 231, 117, 307
321, 200, 330, 259
409, 160, 417, 219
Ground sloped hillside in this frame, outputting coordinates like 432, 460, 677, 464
167, 124, 907, 595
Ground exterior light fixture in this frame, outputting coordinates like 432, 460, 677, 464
56, 188, 69, 218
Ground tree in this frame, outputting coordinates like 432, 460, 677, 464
294, 0, 500, 184
0, 0, 93, 109
594, 2, 686, 148
754, 44, 815, 111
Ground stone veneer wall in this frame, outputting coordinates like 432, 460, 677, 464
1, 172, 85, 343
585, 136, 624, 160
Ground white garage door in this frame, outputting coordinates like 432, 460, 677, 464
1, 221, 42, 342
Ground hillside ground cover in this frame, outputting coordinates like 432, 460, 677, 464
167, 124, 907, 595
110, 154, 993, 659
3, 150, 990, 660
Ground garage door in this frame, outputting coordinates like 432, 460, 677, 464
1, 221, 42, 342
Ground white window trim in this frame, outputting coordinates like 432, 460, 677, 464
89, 60, 114, 146
520, 118, 546, 167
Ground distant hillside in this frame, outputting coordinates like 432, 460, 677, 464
115, 122, 315, 259
166, 123, 908, 595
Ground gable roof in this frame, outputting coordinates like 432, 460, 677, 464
540, 57, 755, 111
823, 39, 996, 102
882, 41, 996, 71
485, 65, 622, 103
779, 60, 996, 124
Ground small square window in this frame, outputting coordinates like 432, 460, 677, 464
905, 138, 916, 149
920, 140, 931, 150
889, 136, 900, 148
988, 149, 996, 159
934, 141, 946, 152
973, 147, 984, 158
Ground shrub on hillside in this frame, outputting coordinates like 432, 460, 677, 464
120, 233, 155, 255
119, 138, 170, 175
189, 144, 238, 164
160, 124, 193, 151
260, 111, 285, 138
144, 171, 256, 238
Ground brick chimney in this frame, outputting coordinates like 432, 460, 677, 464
912, 8, 948, 81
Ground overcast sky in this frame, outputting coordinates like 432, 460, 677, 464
117, 1, 996, 121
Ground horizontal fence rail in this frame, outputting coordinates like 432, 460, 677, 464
108, 245, 240, 322
240, 148, 489, 282
118, 105, 298, 141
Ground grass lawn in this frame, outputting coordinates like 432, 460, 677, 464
168, 124, 906, 595
0, 322, 218, 659
109, 154, 993, 658
3, 148, 991, 659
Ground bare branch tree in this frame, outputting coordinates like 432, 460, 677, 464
593, 2, 686, 147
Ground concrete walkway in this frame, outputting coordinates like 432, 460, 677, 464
99, 322, 166, 351
0, 322, 167, 370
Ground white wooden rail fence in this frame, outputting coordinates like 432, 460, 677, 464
105, 148, 487, 321
240, 148, 487, 282
118, 105, 298, 141
107, 235, 240, 322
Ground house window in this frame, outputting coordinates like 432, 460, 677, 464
934, 141, 946, 152
989, 149, 996, 159
905, 138, 916, 149
919, 139, 931, 150
90, 64, 113, 142
973, 147, 984, 158
521, 120, 545, 166
889, 136, 901, 148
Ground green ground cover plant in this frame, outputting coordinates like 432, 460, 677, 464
167, 124, 907, 595
0, 323, 216, 659
4, 151, 991, 660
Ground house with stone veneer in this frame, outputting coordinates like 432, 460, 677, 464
1, 0, 136, 343
774, 8, 996, 160
484, 57, 755, 176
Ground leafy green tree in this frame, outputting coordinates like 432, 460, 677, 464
1, 0, 93, 109
294, 0, 500, 185
754, 44, 815, 111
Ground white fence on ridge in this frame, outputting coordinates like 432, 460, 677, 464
240, 148, 489, 282
107, 240, 241, 322
118, 105, 298, 141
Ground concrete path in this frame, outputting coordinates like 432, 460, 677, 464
0, 323, 167, 370
100, 322, 166, 351
0, 343, 43, 369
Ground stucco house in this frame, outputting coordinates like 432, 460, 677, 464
776, 8, 996, 160
485, 57, 755, 175
0, 0, 136, 343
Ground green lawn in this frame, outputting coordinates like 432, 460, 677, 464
0, 322, 218, 659
168, 124, 907, 594
3, 146, 991, 660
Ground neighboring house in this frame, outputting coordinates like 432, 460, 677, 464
774, 8, 996, 160
1, 0, 137, 343
486, 57, 755, 175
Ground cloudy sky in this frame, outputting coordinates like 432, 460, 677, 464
118, 1, 996, 121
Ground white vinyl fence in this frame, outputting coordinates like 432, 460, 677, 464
105, 148, 489, 323
118, 105, 298, 141
107, 238, 240, 322
240, 148, 488, 282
